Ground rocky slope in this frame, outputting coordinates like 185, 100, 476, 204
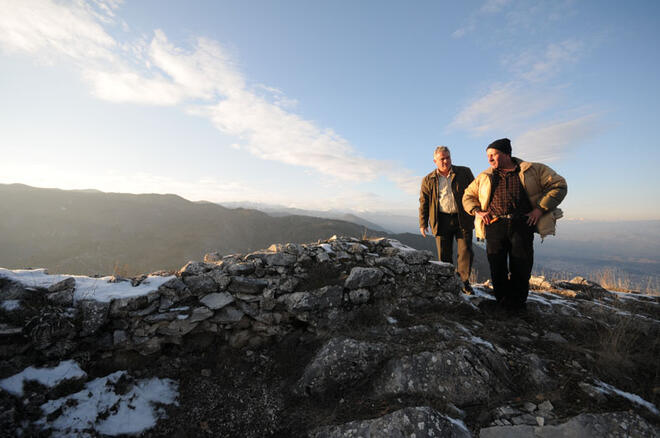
0, 236, 658, 437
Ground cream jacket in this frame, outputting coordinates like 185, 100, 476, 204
462, 158, 567, 240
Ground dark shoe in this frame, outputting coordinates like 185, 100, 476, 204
462, 281, 474, 295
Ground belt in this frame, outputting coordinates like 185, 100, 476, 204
494, 213, 516, 219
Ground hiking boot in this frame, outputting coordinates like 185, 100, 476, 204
462, 281, 473, 295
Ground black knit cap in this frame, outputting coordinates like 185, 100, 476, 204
487, 138, 512, 155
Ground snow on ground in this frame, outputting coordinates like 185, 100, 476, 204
1, 360, 180, 437
35, 370, 179, 437
387, 239, 418, 253
470, 336, 495, 350
319, 244, 334, 253
429, 260, 454, 268
1, 299, 20, 311
442, 414, 470, 432
593, 379, 659, 415
466, 285, 493, 299
0, 268, 175, 303
0, 360, 86, 396
609, 290, 659, 302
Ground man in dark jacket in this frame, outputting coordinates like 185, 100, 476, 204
419, 146, 475, 293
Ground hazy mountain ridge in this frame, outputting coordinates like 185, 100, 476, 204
0, 184, 385, 275
0, 184, 492, 279
224, 201, 660, 292
2, 183, 656, 291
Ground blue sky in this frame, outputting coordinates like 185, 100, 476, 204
1, 0, 659, 220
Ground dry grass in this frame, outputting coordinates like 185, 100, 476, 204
536, 268, 659, 296
593, 268, 659, 295
591, 314, 660, 404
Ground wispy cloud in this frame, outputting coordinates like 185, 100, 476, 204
0, 0, 117, 62
513, 114, 601, 161
452, 0, 512, 38
453, 0, 575, 39
0, 0, 420, 193
449, 2, 599, 161
450, 82, 558, 134
504, 39, 583, 82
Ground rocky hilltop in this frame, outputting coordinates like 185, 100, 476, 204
0, 236, 658, 437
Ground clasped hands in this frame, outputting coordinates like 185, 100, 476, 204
475, 208, 543, 226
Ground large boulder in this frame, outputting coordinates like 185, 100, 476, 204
479, 411, 658, 438
344, 267, 383, 289
295, 337, 387, 396
374, 345, 510, 406
311, 406, 471, 438
200, 292, 234, 310
278, 286, 343, 312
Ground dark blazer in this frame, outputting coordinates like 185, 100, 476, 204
419, 165, 475, 235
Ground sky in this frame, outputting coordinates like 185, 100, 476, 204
0, 0, 659, 221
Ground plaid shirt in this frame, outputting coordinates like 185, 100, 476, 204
488, 166, 532, 217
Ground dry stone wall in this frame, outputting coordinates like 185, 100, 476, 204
2, 236, 462, 359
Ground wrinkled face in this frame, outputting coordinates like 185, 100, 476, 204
487, 148, 510, 169
433, 151, 452, 174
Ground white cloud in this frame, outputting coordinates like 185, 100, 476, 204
453, 0, 576, 39
513, 114, 600, 161
480, 0, 513, 14
449, 82, 601, 159
449, 1, 596, 161
84, 68, 185, 105
506, 39, 583, 82
450, 82, 557, 134
0, 0, 420, 194
452, 0, 512, 38
0, 0, 117, 62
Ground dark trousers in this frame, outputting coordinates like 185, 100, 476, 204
485, 218, 534, 308
434, 213, 473, 282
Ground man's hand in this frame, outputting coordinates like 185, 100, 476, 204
420, 226, 429, 237
526, 208, 543, 226
475, 210, 493, 225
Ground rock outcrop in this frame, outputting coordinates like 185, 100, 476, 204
1, 236, 659, 437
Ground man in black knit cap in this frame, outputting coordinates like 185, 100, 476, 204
463, 138, 567, 312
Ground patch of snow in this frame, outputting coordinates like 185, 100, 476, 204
609, 290, 657, 302
593, 379, 659, 415
466, 285, 492, 299
452, 322, 472, 335
36, 370, 178, 437
169, 306, 190, 312
442, 414, 470, 431
386, 316, 398, 324
458, 294, 479, 309
1, 299, 21, 311
0, 360, 86, 396
471, 336, 495, 350
0, 268, 175, 303
526, 294, 554, 307
177, 314, 189, 320
429, 260, 453, 267
319, 244, 334, 253
387, 239, 417, 252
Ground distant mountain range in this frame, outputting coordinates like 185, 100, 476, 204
0, 184, 489, 279
220, 201, 419, 234
3, 183, 655, 292
221, 201, 660, 293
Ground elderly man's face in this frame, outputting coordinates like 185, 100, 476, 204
433, 151, 452, 175
487, 148, 510, 169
